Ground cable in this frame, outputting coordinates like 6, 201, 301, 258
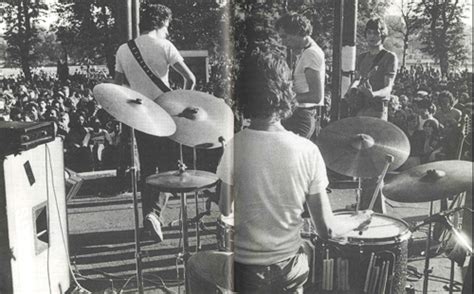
45, 146, 53, 294
46, 143, 91, 293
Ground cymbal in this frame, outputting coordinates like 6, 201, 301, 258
155, 90, 234, 149
146, 170, 219, 193
384, 160, 473, 203
93, 83, 176, 136
316, 117, 410, 178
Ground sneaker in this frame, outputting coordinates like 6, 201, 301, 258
145, 212, 164, 242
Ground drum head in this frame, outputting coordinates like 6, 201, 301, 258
334, 212, 410, 244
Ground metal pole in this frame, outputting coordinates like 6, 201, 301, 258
340, 0, 357, 106
422, 201, 434, 294
130, 129, 144, 294
330, 0, 344, 122
131, 0, 140, 38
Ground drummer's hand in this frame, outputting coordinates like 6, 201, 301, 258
353, 210, 373, 231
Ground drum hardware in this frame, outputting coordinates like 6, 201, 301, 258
317, 117, 410, 179
93, 84, 176, 294
367, 155, 394, 211
313, 212, 411, 293
383, 160, 473, 203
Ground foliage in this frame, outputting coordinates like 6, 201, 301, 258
53, 0, 121, 75
386, 0, 424, 68
417, 0, 469, 75
0, 0, 48, 80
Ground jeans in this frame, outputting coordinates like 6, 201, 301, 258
234, 244, 310, 293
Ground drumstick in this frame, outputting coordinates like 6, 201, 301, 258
381, 260, 390, 294
370, 265, 380, 294
322, 259, 328, 290
344, 259, 350, 291
364, 252, 375, 293
377, 261, 386, 294
368, 155, 394, 211
337, 257, 342, 291
328, 258, 334, 291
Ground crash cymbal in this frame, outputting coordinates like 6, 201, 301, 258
93, 83, 176, 136
146, 170, 219, 193
155, 90, 234, 149
384, 160, 473, 203
316, 117, 410, 178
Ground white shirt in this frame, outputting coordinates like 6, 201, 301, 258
293, 38, 325, 106
217, 128, 329, 265
115, 33, 183, 100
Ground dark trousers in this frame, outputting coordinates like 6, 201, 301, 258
282, 108, 317, 139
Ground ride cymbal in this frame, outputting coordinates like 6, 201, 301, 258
316, 117, 410, 178
93, 83, 176, 136
384, 160, 473, 203
146, 170, 219, 193
155, 90, 234, 149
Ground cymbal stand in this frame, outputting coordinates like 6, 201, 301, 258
422, 201, 434, 294
367, 155, 394, 211
130, 128, 144, 294
193, 146, 201, 252
176, 144, 190, 294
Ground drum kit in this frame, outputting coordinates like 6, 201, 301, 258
316, 117, 473, 294
93, 84, 233, 294
91, 84, 471, 293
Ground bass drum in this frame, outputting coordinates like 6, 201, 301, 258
313, 211, 411, 294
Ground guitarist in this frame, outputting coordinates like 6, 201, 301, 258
349, 18, 398, 213
348, 18, 397, 120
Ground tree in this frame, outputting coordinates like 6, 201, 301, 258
0, 0, 48, 81
418, 0, 469, 76
390, 0, 424, 68
53, 0, 121, 76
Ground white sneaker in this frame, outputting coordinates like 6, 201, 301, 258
145, 212, 164, 242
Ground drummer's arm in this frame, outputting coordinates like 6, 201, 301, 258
306, 190, 335, 240
218, 181, 234, 217
172, 61, 196, 90
295, 68, 324, 104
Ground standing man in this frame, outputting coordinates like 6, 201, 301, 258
187, 46, 371, 293
352, 18, 398, 213
114, 4, 196, 242
276, 13, 325, 139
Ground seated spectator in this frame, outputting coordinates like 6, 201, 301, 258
83, 117, 112, 170
415, 98, 438, 131
435, 90, 462, 128
65, 114, 92, 172
421, 119, 442, 163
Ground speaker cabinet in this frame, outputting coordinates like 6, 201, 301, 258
0, 138, 70, 293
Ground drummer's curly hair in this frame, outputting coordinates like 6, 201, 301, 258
275, 13, 313, 37
140, 3, 172, 32
236, 44, 295, 120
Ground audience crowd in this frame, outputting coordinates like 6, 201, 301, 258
0, 64, 472, 173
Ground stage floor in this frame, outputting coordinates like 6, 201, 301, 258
67, 177, 469, 293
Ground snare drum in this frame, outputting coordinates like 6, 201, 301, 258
216, 214, 234, 252
313, 211, 411, 294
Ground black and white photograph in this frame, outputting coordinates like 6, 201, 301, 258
0, 0, 472, 293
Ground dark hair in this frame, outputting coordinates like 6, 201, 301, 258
417, 98, 437, 114
275, 13, 313, 37
365, 18, 388, 42
236, 45, 295, 119
438, 90, 455, 106
139, 4, 172, 32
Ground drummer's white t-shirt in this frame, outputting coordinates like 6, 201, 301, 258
217, 128, 329, 265
115, 33, 184, 100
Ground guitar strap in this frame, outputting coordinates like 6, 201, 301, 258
362, 49, 388, 79
127, 40, 171, 93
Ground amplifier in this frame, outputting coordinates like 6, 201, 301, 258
0, 121, 55, 156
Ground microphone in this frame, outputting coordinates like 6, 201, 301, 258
411, 206, 466, 232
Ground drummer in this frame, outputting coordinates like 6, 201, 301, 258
114, 4, 196, 242
187, 45, 372, 293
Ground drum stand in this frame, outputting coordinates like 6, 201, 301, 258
422, 201, 434, 294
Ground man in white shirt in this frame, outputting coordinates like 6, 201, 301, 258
187, 45, 371, 293
276, 13, 325, 139
114, 4, 195, 242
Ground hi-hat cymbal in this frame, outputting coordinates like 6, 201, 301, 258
146, 170, 219, 193
316, 117, 410, 178
93, 83, 176, 136
384, 160, 473, 203
155, 90, 234, 149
